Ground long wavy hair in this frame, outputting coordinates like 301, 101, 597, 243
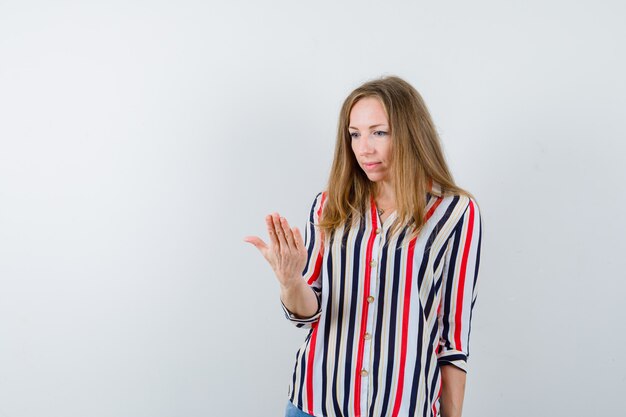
318, 75, 473, 241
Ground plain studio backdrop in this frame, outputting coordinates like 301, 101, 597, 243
1, 0, 624, 416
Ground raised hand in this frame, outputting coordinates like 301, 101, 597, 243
244, 212, 308, 289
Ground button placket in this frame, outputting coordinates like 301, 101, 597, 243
360, 225, 381, 409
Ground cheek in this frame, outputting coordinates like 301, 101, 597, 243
383, 143, 393, 162
350, 141, 359, 156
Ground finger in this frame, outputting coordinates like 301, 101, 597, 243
272, 213, 288, 248
292, 227, 305, 251
243, 236, 267, 258
280, 217, 296, 249
243, 236, 268, 252
265, 214, 280, 249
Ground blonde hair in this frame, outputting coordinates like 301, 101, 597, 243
319, 75, 473, 240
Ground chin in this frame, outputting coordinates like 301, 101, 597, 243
365, 174, 384, 183
361, 168, 389, 183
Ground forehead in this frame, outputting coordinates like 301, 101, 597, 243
349, 97, 388, 127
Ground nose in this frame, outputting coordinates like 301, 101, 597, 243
355, 135, 375, 155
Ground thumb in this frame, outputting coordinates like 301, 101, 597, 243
243, 236, 268, 253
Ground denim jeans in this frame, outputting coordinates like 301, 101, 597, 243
285, 401, 315, 417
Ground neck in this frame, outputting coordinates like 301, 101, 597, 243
375, 180, 395, 202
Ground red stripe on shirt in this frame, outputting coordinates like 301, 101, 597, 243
353, 195, 379, 416
304, 193, 326, 413
318, 192, 326, 216
454, 201, 475, 349
307, 192, 326, 285
426, 196, 443, 219
306, 322, 319, 414
432, 379, 442, 416
308, 255, 323, 285
390, 198, 440, 416
391, 235, 417, 417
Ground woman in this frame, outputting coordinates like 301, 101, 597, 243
244, 76, 482, 417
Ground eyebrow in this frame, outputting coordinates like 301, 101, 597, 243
348, 124, 388, 130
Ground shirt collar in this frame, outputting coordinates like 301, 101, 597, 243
429, 178, 443, 197
368, 178, 441, 227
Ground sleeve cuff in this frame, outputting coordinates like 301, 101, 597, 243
280, 292, 322, 328
437, 350, 468, 373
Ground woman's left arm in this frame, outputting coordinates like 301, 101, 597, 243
440, 364, 466, 417
437, 197, 483, 416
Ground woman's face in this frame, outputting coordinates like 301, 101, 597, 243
349, 97, 392, 184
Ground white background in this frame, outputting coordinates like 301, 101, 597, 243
1, 1, 625, 416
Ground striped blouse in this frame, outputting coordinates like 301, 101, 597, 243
281, 181, 482, 417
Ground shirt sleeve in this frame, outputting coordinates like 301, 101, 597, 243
437, 197, 483, 372
281, 191, 326, 328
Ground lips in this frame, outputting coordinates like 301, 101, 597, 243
363, 162, 381, 170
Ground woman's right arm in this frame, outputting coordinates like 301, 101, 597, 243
244, 192, 325, 322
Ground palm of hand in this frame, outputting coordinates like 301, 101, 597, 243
244, 212, 307, 287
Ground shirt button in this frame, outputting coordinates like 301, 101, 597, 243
367, 296, 375, 303
375, 228, 381, 234
364, 333, 372, 340
370, 259, 377, 267
360, 369, 369, 377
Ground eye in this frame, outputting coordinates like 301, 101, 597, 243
373, 130, 388, 137
349, 131, 360, 139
